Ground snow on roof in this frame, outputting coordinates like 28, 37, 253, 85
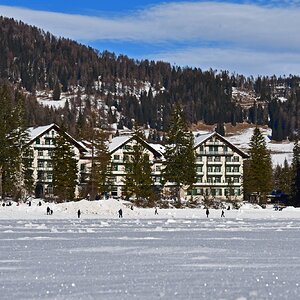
194, 132, 215, 148
109, 135, 132, 153
194, 131, 249, 158
278, 97, 288, 103
148, 143, 165, 154
27, 124, 56, 141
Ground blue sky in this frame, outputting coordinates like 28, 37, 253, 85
1, 0, 300, 76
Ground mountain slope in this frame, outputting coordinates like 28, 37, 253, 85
1, 16, 300, 141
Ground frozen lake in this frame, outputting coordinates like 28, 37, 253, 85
1, 218, 300, 299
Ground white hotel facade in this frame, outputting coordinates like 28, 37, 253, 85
27, 124, 248, 201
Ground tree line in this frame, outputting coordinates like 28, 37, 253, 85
1, 17, 300, 141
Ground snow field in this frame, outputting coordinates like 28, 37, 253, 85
0, 199, 300, 299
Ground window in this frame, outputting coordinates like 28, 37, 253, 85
226, 166, 231, 172
37, 171, 44, 180
214, 157, 221, 162
113, 155, 120, 160
47, 173, 52, 180
215, 177, 221, 183
207, 177, 213, 183
215, 166, 221, 172
28, 149, 34, 158
48, 150, 53, 157
197, 176, 202, 183
226, 157, 231, 162
38, 161, 44, 168
235, 189, 241, 196
47, 162, 52, 168
155, 177, 161, 182
209, 146, 218, 153
207, 156, 213, 162
233, 166, 240, 173
207, 166, 212, 172
233, 156, 239, 162
45, 139, 51, 145
47, 185, 53, 194
197, 166, 203, 173
36, 138, 40, 144
112, 165, 118, 171
199, 146, 204, 152
224, 146, 228, 152
196, 156, 202, 162
155, 165, 161, 172
226, 177, 232, 183
38, 150, 43, 157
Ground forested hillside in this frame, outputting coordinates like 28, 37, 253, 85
1, 16, 300, 140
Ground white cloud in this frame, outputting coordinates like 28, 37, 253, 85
1, 2, 300, 75
149, 47, 300, 76
1, 3, 300, 48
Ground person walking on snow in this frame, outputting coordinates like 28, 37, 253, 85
221, 210, 225, 217
118, 208, 123, 218
77, 209, 81, 218
206, 208, 209, 218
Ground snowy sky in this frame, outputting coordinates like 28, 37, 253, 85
1, 0, 300, 76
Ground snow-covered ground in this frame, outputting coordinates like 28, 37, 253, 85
0, 200, 299, 299
1, 199, 300, 220
226, 127, 294, 166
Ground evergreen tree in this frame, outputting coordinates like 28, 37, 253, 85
273, 159, 292, 196
90, 129, 112, 199
0, 84, 14, 198
215, 123, 225, 136
52, 132, 78, 201
0, 85, 29, 199
123, 129, 156, 207
244, 127, 273, 204
291, 137, 300, 207
163, 104, 196, 205
23, 147, 34, 197
52, 81, 61, 100
9, 92, 31, 198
